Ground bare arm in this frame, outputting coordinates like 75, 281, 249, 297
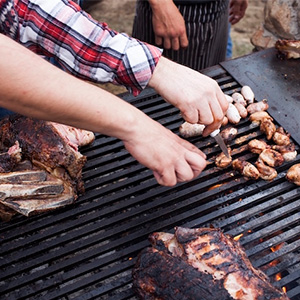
0, 34, 207, 186
148, 0, 189, 50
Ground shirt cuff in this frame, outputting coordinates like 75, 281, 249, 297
112, 35, 163, 96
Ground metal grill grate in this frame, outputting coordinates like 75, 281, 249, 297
0, 64, 299, 300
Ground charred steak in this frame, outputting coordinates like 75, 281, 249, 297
132, 227, 290, 300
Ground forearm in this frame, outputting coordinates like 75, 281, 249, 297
0, 34, 149, 141
14, 0, 162, 95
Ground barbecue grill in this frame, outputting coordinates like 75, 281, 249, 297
0, 48, 299, 300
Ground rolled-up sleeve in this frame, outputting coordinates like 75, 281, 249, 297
14, 0, 162, 95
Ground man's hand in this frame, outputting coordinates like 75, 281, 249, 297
123, 114, 207, 186
148, 57, 228, 137
149, 0, 188, 50
229, 0, 248, 25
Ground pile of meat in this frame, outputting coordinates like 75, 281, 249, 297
179, 85, 299, 184
0, 115, 94, 221
133, 227, 290, 300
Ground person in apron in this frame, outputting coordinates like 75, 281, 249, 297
132, 0, 247, 71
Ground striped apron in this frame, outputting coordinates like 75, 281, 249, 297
132, 0, 230, 71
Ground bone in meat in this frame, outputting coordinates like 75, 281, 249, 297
133, 227, 290, 300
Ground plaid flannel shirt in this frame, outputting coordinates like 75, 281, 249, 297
0, 0, 162, 95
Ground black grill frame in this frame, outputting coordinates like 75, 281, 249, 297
0, 60, 299, 300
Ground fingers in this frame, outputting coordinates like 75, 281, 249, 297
153, 150, 207, 186
155, 35, 188, 51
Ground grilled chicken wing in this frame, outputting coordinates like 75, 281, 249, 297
286, 163, 300, 185
179, 122, 205, 138
259, 149, 284, 168
248, 139, 269, 154
215, 148, 232, 168
260, 118, 276, 140
232, 159, 260, 180
272, 143, 297, 162
249, 111, 272, 125
255, 159, 277, 181
133, 227, 290, 300
272, 127, 291, 146
247, 99, 269, 114
221, 127, 238, 143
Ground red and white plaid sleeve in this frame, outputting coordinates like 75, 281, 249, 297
12, 0, 162, 95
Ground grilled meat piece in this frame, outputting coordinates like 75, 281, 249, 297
226, 103, 241, 124
286, 163, 300, 185
0, 115, 94, 193
221, 127, 238, 144
275, 39, 300, 59
232, 159, 260, 180
179, 122, 205, 138
249, 111, 272, 125
255, 159, 277, 181
247, 99, 269, 114
248, 139, 269, 154
260, 117, 276, 140
241, 85, 255, 104
259, 149, 284, 168
272, 143, 297, 162
133, 227, 290, 300
215, 148, 232, 168
272, 127, 291, 146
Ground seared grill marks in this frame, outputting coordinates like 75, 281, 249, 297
133, 227, 290, 300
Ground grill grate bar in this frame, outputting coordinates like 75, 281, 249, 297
1, 65, 299, 300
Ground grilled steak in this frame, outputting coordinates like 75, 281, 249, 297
133, 227, 290, 300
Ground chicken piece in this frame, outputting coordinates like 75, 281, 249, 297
247, 99, 269, 114
275, 39, 300, 59
234, 103, 248, 118
248, 139, 269, 154
255, 158, 277, 181
249, 111, 273, 124
241, 85, 255, 104
232, 92, 247, 106
272, 127, 291, 146
179, 122, 205, 138
133, 227, 290, 300
260, 117, 276, 140
272, 143, 297, 162
220, 127, 238, 143
226, 103, 241, 124
232, 159, 260, 180
215, 148, 232, 168
259, 149, 284, 167
286, 164, 300, 185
